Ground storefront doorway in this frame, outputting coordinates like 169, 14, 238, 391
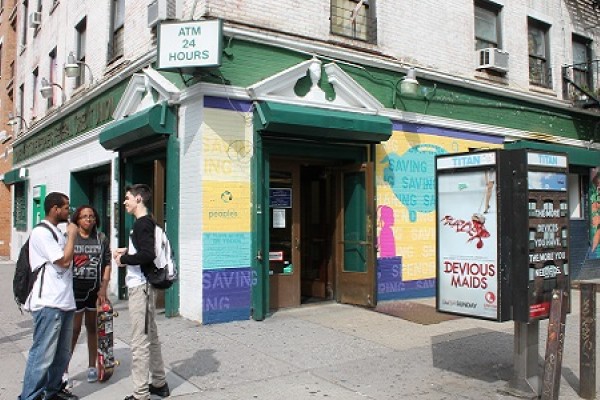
266, 148, 376, 311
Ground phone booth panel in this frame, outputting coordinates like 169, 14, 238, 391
32, 184, 46, 227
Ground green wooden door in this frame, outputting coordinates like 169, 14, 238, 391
336, 162, 376, 306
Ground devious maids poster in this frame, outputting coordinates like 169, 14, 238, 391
436, 152, 499, 320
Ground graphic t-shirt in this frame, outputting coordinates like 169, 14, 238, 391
73, 232, 110, 302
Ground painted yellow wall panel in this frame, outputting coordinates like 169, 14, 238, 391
202, 181, 251, 232
202, 108, 253, 182
375, 129, 502, 281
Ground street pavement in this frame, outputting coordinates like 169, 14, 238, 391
0, 259, 598, 399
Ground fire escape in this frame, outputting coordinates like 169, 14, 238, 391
562, 60, 600, 111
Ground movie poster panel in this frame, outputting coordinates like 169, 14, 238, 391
437, 167, 499, 320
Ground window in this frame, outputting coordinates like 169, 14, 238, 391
108, 0, 124, 61
474, 1, 502, 50
572, 35, 592, 91
20, 0, 28, 48
47, 47, 57, 108
330, 0, 376, 43
13, 182, 27, 231
75, 18, 86, 88
528, 19, 552, 88
31, 67, 38, 117
33, 0, 42, 34
18, 83, 24, 126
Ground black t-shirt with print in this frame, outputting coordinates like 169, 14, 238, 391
72, 232, 110, 302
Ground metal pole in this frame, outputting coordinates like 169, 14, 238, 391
512, 320, 541, 396
580, 283, 596, 399
541, 289, 568, 400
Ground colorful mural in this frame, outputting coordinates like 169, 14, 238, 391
590, 167, 600, 260
201, 99, 254, 323
375, 122, 503, 300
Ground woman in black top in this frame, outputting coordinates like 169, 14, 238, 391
65, 205, 111, 385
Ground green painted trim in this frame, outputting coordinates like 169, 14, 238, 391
99, 103, 176, 150
2, 168, 28, 184
165, 123, 180, 317
13, 82, 126, 163
256, 101, 392, 143
158, 37, 598, 141
251, 124, 268, 321
505, 140, 600, 167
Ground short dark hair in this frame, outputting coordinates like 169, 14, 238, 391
126, 184, 152, 208
44, 192, 68, 214
72, 205, 101, 232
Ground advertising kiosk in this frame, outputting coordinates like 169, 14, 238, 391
436, 149, 570, 395
436, 149, 570, 321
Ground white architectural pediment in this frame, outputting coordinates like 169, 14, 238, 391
112, 67, 180, 120
247, 57, 383, 112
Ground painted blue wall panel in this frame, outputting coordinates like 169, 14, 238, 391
377, 257, 436, 300
203, 267, 253, 324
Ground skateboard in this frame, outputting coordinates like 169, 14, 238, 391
97, 300, 119, 382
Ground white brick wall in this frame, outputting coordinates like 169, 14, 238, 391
15, 1, 156, 122
187, 0, 598, 98
178, 96, 205, 321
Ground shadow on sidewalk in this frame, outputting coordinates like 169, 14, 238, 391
169, 349, 219, 379
431, 328, 513, 382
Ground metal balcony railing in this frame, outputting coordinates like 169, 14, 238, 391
562, 60, 600, 109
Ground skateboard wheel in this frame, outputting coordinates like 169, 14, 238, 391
113, 311, 119, 317
115, 360, 121, 366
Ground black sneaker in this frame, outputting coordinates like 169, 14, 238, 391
149, 382, 170, 397
48, 387, 79, 400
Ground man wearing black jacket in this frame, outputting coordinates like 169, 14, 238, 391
114, 184, 170, 400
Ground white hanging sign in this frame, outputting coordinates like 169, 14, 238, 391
157, 19, 223, 70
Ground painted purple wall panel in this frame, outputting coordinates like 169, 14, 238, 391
204, 96, 253, 112
203, 268, 253, 324
377, 257, 436, 300
392, 121, 504, 144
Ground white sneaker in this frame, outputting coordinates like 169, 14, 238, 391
62, 372, 73, 388
87, 367, 98, 383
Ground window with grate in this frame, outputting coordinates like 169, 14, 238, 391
330, 0, 376, 43
13, 182, 27, 231
474, 1, 502, 50
528, 19, 552, 88
20, 0, 28, 47
572, 35, 592, 91
108, 0, 124, 61
47, 47, 57, 108
75, 18, 86, 88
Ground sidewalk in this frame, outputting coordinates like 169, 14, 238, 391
0, 260, 597, 399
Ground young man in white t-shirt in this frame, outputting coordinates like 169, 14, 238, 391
19, 192, 78, 400
114, 184, 169, 400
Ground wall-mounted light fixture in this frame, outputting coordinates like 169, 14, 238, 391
64, 51, 94, 85
7, 112, 29, 130
40, 77, 66, 102
400, 68, 420, 96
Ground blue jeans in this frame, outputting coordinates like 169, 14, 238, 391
19, 307, 74, 400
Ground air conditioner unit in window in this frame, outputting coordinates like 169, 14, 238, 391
29, 11, 41, 28
476, 48, 509, 73
148, 0, 182, 28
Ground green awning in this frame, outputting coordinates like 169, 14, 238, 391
2, 168, 28, 184
255, 101, 392, 143
505, 140, 600, 167
99, 103, 176, 151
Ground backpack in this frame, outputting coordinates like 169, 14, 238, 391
13, 223, 59, 312
145, 224, 177, 289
